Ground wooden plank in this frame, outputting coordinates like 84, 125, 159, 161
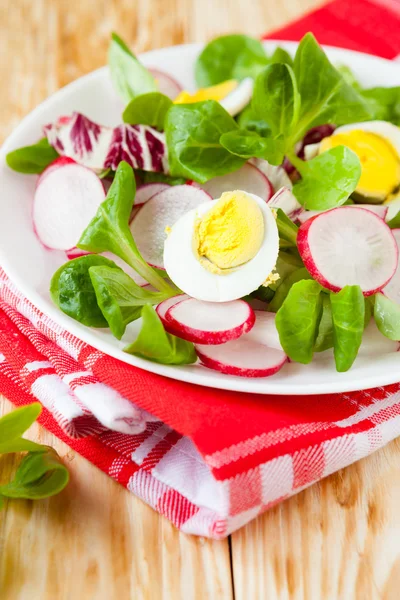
231, 438, 400, 600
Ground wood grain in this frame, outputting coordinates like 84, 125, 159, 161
6, 0, 400, 599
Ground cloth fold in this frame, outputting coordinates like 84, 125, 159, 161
2, 0, 400, 538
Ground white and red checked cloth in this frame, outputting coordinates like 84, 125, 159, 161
3, 0, 400, 539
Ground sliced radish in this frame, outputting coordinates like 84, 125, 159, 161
130, 185, 211, 268
33, 163, 106, 250
135, 183, 170, 207
165, 298, 255, 344
65, 247, 90, 259
156, 295, 190, 335
148, 68, 183, 100
298, 204, 388, 225
37, 156, 76, 187
249, 158, 293, 191
297, 207, 398, 295
268, 187, 302, 219
196, 339, 287, 377
245, 311, 283, 350
202, 163, 273, 201
382, 229, 400, 303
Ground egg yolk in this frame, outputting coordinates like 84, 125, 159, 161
319, 130, 400, 200
174, 80, 238, 105
193, 191, 264, 275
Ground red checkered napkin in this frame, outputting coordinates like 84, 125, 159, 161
3, 0, 400, 539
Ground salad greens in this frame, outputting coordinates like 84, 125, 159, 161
236, 105, 270, 137
268, 268, 312, 313
314, 294, 334, 353
0, 404, 69, 508
125, 305, 197, 365
165, 100, 245, 183
330, 286, 365, 372
6, 138, 59, 174
108, 32, 157, 103
219, 129, 284, 164
374, 293, 400, 340
195, 34, 269, 87
123, 92, 172, 129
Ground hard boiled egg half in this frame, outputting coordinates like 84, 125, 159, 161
315, 121, 400, 203
173, 78, 253, 117
164, 191, 279, 302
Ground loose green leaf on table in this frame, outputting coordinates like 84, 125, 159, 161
290, 146, 361, 210
314, 293, 334, 353
0, 448, 69, 500
123, 92, 172, 129
89, 265, 166, 339
195, 34, 269, 87
268, 267, 312, 313
330, 285, 365, 372
108, 32, 157, 103
165, 100, 245, 183
78, 161, 171, 293
220, 129, 284, 164
0, 403, 42, 443
374, 293, 400, 340
124, 305, 197, 365
275, 279, 323, 363
6, 138, 59, 174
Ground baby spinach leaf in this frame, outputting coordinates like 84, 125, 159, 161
195, 34, 269, 87
78, 161, 171, 293
291, 146, 361, 210
268, 267, 312, 313
0, 448, 69, 500
0, 403, 42, 443
293, 33, 373, 139
374, 293, 400, 340
314, 293, 334, 352
6, 138, 59, 174
336, 65, 361, 91
330, 286, 365, 372
270, 47, 294, 67
123, 92, 172, 129
361, 87, 400, 125
89, 265, 166, 339
275, 208, 298, 246
135, 169, 186, 186
50, 255, 118, 327
275, 280, 323, 363
124, 305, 197, 365
108, 32, 157, 103
387, 210, 400, 229
252, 63, 300, 141
237, 105, 270, 137
165, 100, 245, 183
0, 438, 45, 455
220, 129, 284, 164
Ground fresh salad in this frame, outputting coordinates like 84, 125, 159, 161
6, 32, 400, 378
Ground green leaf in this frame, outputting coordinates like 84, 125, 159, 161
0, 403, 42, 445
195, 34, 269, 87
292, 146, 361, 210
330, 286, 365, 372
123, 92, 172, 129
89, 265, 166, 339
336, 65, 361, 91
374, 293, 400, 340
275, 208, 298, 246
314, 294, 334, 352
108, 32, 157, 103
220, 129, 284, 164
387, 210, 400, 229
237, 105, 270, 137
78, 161, 171, 293
0, 448, 69, 500
6, 138, 59, 174
361, 87, 400, 124
252, 63, 300, 141
268, 267, 312, 313
0, 438, 45, 455
293, 33, 373, 139
275, 280, 323, 362
50, 254, 120, 327
124, 305, 197, 365
165, 100, 245, 183
270, 47, 294, 67
135, 169, 186, 186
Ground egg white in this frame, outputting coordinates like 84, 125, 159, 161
163, 192, 279, 302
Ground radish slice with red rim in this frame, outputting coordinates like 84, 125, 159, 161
267, 187, 302, 219
33, 162, 106, 250
245, 311, 283, 351
130, 185, 211, 269
202, 163, 273, 201
37, 156, 76, 187
249, 158, 293, 192
148, 68, 183, 100
135, 183, 170, 207
382, 229, 400, 303
156, 295, 189, 334
297, 206, 398, 295
196, 339, 287, 377
297, 204, 388, 224
165, 298, 255, 344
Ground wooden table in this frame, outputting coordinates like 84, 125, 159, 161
2, 1, 400, 598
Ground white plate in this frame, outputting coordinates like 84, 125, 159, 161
1, 41, 400, 396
